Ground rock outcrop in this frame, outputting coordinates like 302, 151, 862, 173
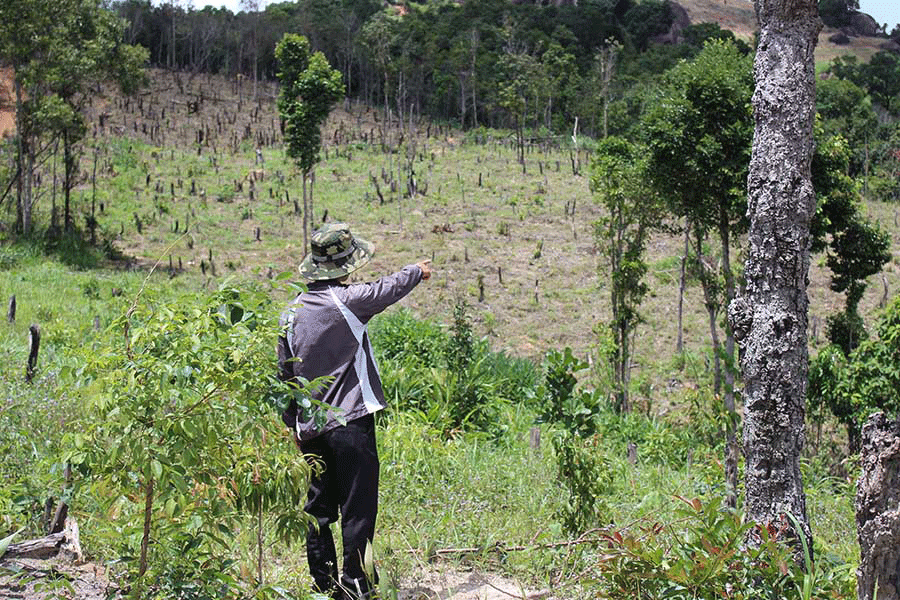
848, 11, 881, 37
829, 31, 851, 45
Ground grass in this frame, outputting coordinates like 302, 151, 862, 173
0, 66, 883, 597
0, 258, 862, 596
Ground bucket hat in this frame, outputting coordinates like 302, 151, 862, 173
299, 223, 375, 281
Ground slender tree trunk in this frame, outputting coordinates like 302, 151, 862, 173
310, 170, 315, 229
611, 236, 628, 413
169, 7, 175, 70
730, 0, 820, 559
720, 210, 739, 509
516, 114, 524, 165
302, 172, 308, 251
676, 225, 688, 353
23, 134, 34, 236
64, 129, 73, 232
470, 29, 479, 128
138, 476, 154, 578
51, 140, 58, 231
91, 146, 98, 245
257, 500, 264, 585
693, 227, 722, 396
14, 76, 25, 234
459, 75, 466, 129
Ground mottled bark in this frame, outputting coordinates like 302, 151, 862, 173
857, 412, 900, 600
729, 0, 820, 556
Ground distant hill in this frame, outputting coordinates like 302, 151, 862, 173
672, 0, 890, 65
0, 2, 892, 143
676, 0, 757, 39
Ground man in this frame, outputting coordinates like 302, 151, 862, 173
277, 223, 431, 600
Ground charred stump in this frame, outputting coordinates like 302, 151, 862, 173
26, 324, 40, 383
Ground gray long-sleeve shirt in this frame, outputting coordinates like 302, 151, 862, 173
278, 264, 423, 440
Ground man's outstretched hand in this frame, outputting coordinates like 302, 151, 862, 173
417, 259, 432, 280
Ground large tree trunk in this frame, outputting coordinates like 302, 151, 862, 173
729, 0, 820, 557
856, 412, 900, 600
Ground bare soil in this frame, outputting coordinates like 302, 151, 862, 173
0, 558, 547, 600
0, 557, 119, 600
0, 67, 15, 139
398, 568, 551, 600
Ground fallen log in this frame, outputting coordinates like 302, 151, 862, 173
3, 531, 64, 560
2, 517, 82, 563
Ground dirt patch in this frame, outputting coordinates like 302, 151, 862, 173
0, 67, 15, 139
677, 0, 757, 39
398, 568, 552, 600
816, 29, 888, 65
0, 558, 120, 600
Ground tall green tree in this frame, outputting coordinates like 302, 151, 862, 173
819, 0, 859, 27
808, 127, 891, 453
275, 33, 344, 249
538, 40, 578, 132
811, 128, 891, 358
643, 39, 754, 505
496, 19, 539, 164
358, 10, 399, 124
830, 51, 900, 116
591, 136, 663, 413
816, 77, 878, 177
0, 0, 147, 235
810, 296, 900, 458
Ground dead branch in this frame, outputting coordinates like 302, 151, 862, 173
406, 529, 606, 558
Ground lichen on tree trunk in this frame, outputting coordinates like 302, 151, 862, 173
729, 0, 821, 557
856, 412, 900, 600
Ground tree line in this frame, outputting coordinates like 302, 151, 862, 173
109, 0, 900, 193
4, 0, 899, 237
111, 0, 733, 135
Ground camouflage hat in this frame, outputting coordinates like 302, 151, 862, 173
298, 223, 375, 281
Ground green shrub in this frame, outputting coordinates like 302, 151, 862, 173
536, 347, 605, 437
593, 411, 694, 467
370, 308, 447, 367
480, 350, 539, 405
0, 247, 25, 271
61, 283, 312, 594
375, 303, 534, 437
810, 296, 900, 452
597, 496, 793, 599
553, 432, 614, 536
597, 494, 856, 599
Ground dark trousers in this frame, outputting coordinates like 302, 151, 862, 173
300, 414, 379, 599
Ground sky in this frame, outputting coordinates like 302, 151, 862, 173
185, 0, 271, 12
857, 0, 899, 32
177, 0, 898, 34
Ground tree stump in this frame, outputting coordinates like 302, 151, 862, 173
857, 411, 900, 600
26, 324, 40, 383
